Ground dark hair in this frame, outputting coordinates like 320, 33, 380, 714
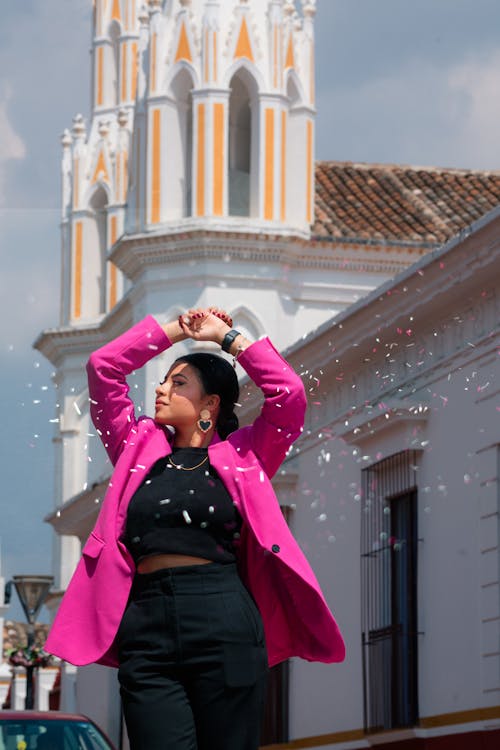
173, 352, 240, 439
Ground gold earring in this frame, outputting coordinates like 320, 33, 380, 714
197, 408, 213, 433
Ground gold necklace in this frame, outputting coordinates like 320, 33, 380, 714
167, 454, 209, 471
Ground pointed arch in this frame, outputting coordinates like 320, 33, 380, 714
230, 305, 263, 342
165, 60, 200, 95
223, 57, 264, 93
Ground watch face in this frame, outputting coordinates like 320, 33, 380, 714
222, 330, 239, 351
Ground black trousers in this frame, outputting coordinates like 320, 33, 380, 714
117, 562, 268, 750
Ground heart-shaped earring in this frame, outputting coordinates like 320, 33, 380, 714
197, 408, 213, 433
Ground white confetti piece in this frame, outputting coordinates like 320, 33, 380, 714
182, 510, 192, 524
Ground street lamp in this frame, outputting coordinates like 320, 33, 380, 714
12, 575, 54, 710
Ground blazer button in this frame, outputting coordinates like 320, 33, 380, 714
271, 544, 280, 553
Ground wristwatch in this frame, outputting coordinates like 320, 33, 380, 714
221, 329, 241, 353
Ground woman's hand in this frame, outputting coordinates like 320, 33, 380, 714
178, 307, 232, 345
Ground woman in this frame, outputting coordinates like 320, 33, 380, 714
46, 307, 345, 750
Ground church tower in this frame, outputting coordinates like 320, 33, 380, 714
61, 0, 317, 335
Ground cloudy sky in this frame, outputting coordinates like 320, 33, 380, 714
1, 0, 500, 622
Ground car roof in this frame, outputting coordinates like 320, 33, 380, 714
0, 711, 93, 722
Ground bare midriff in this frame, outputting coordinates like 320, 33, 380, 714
137, 554, 213, 574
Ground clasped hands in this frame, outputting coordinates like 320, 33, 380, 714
176, 306, 233, 344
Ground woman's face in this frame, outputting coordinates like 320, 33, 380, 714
154, 362, 213, 428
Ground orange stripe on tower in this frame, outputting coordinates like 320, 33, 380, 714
264, 108, 275, 221
131, 42, 138, 100
74, 221, 83, 319
97, 46, 104, 106
151, 109, 161, 224
285, 33, 294, 69
196, 103, 206, 216
92, 149, 110, 184
234, 17, 254, 62
213, 103, 224, 216
121, 42, 128, 102
111, 0, 121, 22
175, 21, 193, 63
281, 111, 287, 221
306, 120, 313, 224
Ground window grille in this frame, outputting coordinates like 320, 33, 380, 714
361, 450, 419, 732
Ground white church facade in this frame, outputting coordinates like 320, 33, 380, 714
35, 1, 499, 748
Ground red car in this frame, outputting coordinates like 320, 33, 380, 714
0, 711, 117, 750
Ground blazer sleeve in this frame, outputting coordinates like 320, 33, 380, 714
236, 337, 307, 478
86, 315, 173, 466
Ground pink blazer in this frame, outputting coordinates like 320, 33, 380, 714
45, 316, 345, 668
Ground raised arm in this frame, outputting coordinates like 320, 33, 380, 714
236, 339, 307, 478
87, 316, 184, 465
174, 309, 306, 477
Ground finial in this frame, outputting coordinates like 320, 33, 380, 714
117, 109, 129, 128
284, 2, 295, 18
72, 114, 86, 139
293, 10, 302, 30
138, 2, 149, 24
302, 0, 316, 17
61, 129, 73, 149
98, 120, 110, 138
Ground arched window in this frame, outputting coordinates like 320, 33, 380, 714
166, 68, 194, 218
228, 69, 257, 217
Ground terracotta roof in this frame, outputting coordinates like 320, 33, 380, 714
314, 161, 500, 245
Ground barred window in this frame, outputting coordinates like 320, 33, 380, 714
361, 450, 420, 732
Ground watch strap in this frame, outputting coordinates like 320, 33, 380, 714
221, 329, 241, 353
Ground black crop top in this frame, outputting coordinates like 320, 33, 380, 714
123, 447, 242, 564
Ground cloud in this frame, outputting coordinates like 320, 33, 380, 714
0, 83, 26, 205
447, 50, 500, 169
316, 48, 500, 171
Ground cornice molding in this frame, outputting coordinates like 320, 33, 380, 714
34, 298, 134, 367
337, 401, 430, 447
109, 228, 425, 281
